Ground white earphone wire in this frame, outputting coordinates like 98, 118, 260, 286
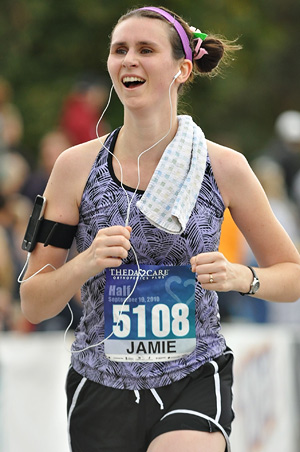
18, 252, 57, 284
66, 76, 177, 354
95, 77, 176, 226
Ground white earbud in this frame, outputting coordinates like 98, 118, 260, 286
173, 70, 182, 80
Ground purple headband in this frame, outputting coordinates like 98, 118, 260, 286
138, 6, 193, 62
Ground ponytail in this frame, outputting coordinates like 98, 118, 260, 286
193, 35, 241, 77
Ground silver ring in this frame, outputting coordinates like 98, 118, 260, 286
209, 274, 214, 284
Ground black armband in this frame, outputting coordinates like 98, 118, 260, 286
36, 219, 77, 249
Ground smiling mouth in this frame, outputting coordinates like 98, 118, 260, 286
122, 76, 146, 89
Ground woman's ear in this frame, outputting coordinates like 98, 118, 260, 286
177, 59, 193, 83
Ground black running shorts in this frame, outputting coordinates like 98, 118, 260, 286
66, 350, 234, 452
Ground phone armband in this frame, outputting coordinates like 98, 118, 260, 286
36, 219, 78, 249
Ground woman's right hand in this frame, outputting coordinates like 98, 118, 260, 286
20, 225, 132, 324
82, 225, 132, 278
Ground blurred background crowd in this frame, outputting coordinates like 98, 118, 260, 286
0, 73, 111, 332
0, 0, 300, 333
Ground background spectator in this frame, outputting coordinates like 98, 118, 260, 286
59, 73, 111, 146
21, 130, 71, 202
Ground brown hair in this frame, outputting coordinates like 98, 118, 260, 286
113, 6, 241, 81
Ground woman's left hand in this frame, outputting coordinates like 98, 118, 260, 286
190, 251, 242, 292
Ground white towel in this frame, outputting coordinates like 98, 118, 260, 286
136, 115, 207, 234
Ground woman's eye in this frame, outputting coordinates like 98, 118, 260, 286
116, 48, 127, 55
141, 48, 152, 54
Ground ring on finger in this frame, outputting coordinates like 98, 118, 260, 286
209, 274, 214, 284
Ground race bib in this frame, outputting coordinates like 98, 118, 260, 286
104, 264, 196, 362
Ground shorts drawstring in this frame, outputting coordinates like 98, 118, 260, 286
133, 388, 164, 410
150, 388, 164, 410
134, 390, 140, 405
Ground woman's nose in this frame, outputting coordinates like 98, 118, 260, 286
122, 49, 138, 67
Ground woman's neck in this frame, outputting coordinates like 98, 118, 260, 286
118, 110, 179, 162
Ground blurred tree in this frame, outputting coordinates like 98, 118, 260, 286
0, 0, 299, 161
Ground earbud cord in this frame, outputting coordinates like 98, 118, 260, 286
18, 253, 57, 284
66, 78, 177, 354
96, 79, 175, 225
66, 78, 176, 354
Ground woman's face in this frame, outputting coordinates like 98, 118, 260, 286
107, 16, 180, 112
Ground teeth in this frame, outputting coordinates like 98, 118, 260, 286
122, 76, 145, 83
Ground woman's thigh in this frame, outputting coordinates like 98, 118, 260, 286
147, 430, 226, 452
147, 351, 234, 452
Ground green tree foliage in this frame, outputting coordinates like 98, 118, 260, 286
0, 0, 299, 160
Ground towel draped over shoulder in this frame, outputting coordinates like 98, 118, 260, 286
136, 115, 208, 234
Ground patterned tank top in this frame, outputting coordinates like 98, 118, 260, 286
71, 127, 227, 390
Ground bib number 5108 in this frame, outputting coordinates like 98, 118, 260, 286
112, 303, 190, 339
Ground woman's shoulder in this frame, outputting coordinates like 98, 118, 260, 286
43, 135, 109, 218
206, 139, 248, 167
206, 139, 252, 207
51, 135, 108, 183
56, 135, 109, 168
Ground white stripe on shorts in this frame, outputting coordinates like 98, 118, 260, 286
160, 409, 231, 452
210, 360, 221, 422
67, 376, 87, 452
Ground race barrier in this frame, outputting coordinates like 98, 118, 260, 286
0, 325, 299, 452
